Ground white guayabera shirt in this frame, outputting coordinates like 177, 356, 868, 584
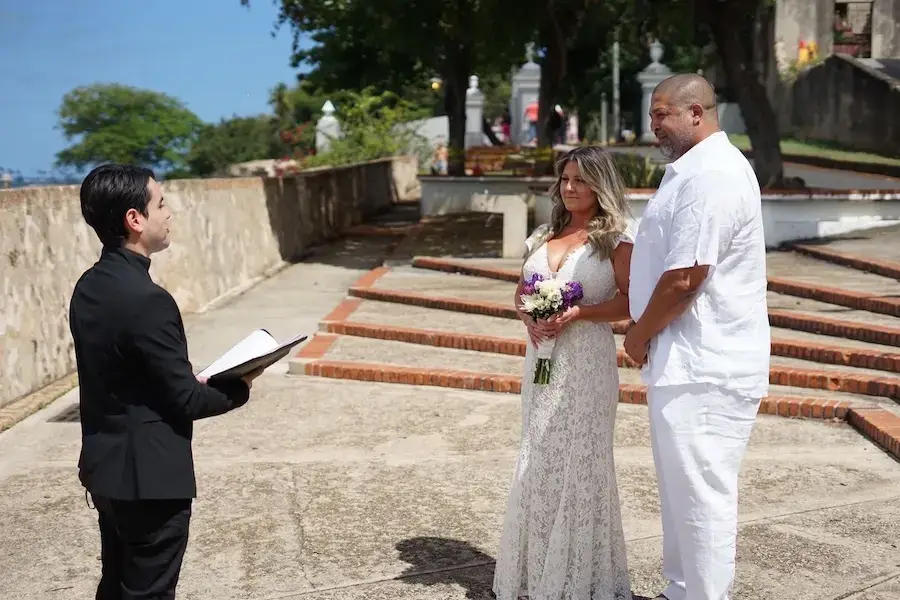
629, 131, 771, 399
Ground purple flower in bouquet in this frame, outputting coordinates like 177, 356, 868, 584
518, 275, 584, 384
562, 281, 584, 306
521, 273, 544, 296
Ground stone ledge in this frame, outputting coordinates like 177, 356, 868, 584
321, 322, 900, 400
789, 244, 900, 280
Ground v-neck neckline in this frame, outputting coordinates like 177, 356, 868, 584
544, 241, 588, 275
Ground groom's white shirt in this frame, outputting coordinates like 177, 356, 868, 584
629, 131, 770, 398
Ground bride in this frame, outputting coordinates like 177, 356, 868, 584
493, 146, 634, 600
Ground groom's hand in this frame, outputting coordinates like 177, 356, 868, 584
623, 324, 649, 366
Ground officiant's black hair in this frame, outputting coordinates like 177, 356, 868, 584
80, 164, 156, 248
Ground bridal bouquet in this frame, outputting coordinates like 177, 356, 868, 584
519, 274, 584, 384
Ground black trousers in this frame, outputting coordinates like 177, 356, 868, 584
92, 494, 193, 600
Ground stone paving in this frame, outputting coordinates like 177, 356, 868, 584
2, 208, 900, 599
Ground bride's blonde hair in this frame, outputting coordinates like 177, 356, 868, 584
532, 146, 631, 261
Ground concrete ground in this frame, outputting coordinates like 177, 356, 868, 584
2, 224, 900, 600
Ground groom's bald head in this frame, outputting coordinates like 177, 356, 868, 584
649, 74, 721, 160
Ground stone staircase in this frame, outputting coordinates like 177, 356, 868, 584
291, 214, 900, 460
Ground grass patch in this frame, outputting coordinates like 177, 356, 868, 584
728, 134, 900, 167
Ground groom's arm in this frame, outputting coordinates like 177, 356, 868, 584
626, 172, 734, 357
627, 265, 709, 343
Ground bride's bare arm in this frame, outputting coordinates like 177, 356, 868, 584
564, 242, 633, 324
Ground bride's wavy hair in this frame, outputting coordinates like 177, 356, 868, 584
532, 146, 631, 261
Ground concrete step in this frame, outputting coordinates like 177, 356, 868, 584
291, 333, 891, 421
766, 250, 900, 296
768, 291, 900, 347
367, 267, 516, 306
317, 314, 900, 404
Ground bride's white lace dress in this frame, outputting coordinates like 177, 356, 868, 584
493, 224, 633, 600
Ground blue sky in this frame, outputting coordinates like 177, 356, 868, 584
0, 0, 308, 176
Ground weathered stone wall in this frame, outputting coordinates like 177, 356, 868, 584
0, 157, 413, 408
787, 54, 900, 156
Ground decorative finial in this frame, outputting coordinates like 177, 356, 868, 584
468, 75, 479, 90
322, 100, 335, 116
649, 39, 664, 64
525, 42, 535, 63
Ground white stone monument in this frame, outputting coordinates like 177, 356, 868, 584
636, 40, 672, 143
315, 100, 341, 152
510, 43, 541, 145
465, 75, 485, 148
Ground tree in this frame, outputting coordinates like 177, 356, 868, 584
303, 88, 431, 169
533, 0, 599, 149
242, 0, 531, 174
699, 0, 785, 187
640, 0, 786, 187
185, 115, 287, 176
55, 83, 202, 172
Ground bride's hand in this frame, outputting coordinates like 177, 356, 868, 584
544, 306, 581, 337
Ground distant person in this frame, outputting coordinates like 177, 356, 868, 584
431, 142, 448, 175
525, 102, 539, 144
626, 73, 769, 600
70, 164, 263, 599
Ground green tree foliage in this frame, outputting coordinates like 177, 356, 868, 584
303, 89, 431, 169
185, 115, 288, 176
55, 83, 202, 172
241, 0, 531, 174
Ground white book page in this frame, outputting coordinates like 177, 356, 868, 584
198, 329, 279, 378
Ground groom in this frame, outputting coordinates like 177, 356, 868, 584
624, 74, 770, 600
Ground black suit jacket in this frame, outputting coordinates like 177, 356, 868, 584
69, 246, 250, 500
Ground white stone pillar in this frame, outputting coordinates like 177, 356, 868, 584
636, 40, 672, 143
510, 43, 542, 145
465, 75, 485, 148
316, 100, 341, 152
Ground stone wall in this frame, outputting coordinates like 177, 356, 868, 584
872, 0, 900, 58
0, 157, 413, 408
788, 54, 900, 156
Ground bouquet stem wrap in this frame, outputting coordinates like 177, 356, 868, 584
534, 338, 556, 384
519, 273, 583, 386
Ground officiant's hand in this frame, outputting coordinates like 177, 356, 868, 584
196, 375, 209, 384
241, 367, 265, 389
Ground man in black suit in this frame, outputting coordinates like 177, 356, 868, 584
69, 164, 263, 599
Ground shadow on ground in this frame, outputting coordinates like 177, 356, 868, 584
393, 536, 654, 600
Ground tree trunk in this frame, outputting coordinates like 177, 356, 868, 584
442, 0, 474, 176
443, 60, 469, 176
705, 0, 787, 188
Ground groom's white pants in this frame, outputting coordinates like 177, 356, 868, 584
648, 382, 760, 600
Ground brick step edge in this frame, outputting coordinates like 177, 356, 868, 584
412, 256, 900, 319
348, 286, 900, 348
292, 356, 900, 461
322, 322, 900, 399
789, 244, 900, 281
323, 319, 900, 374
767, 277, 900, 318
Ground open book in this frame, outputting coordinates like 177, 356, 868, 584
197, 329, 308, 382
